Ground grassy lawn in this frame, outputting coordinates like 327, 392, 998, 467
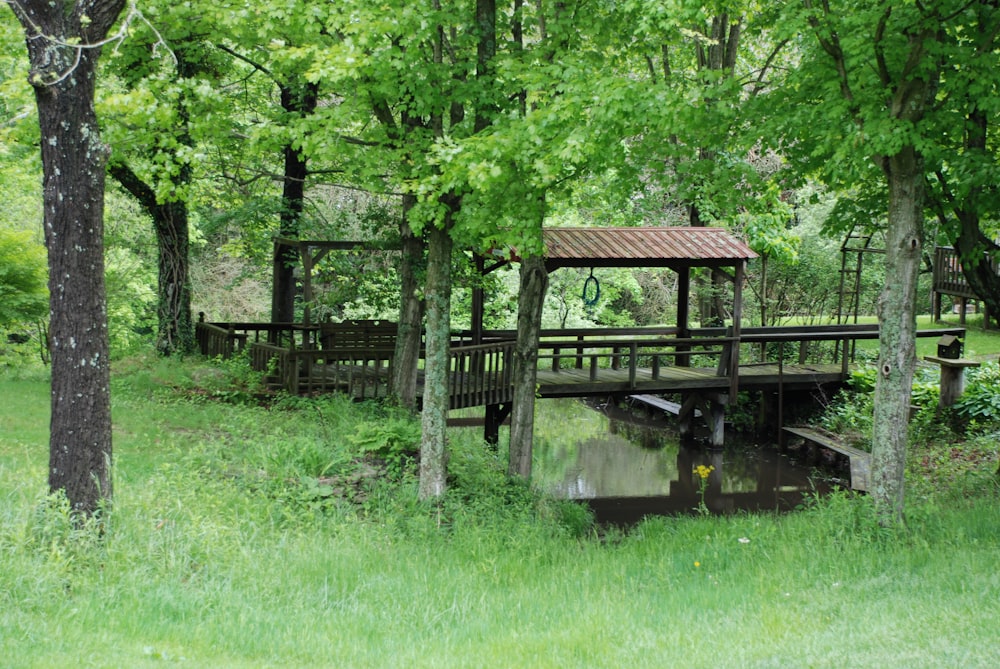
2, 355, 999, 668
841, 312, 1000, 360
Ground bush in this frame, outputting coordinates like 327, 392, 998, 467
953, 361, 1000, 426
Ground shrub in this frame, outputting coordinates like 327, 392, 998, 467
953, 361, 1000, 426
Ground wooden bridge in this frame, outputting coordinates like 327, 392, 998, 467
197, 318, 965, 444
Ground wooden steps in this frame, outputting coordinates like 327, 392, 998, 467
783, 427, 871, 492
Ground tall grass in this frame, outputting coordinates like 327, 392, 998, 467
2, 356, 999, 668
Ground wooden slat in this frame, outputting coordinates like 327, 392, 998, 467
783, 427, 871, 492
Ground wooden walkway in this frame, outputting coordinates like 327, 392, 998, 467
535, 361, 843, 398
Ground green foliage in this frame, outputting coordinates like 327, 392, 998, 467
819, 387, 874, 449
0, 228, 47, 329
348, 412, 421, 477
953, 361, 1000, 425
104, 246, 156, 355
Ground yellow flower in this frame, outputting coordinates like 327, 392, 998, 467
694, 561, 701, 568
694, 464, 715, 480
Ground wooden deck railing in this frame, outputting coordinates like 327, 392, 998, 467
934, 245, 1000, 298
250, 341, 395, 398
934, 246, 977, 299
447, 340, 515, 409
196, 320, 317, 358
220, 321, 967, 405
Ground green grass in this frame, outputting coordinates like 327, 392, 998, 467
834, 313, 1000, 360
2, 356, 999, 668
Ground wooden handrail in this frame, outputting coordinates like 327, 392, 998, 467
229, 322, 970, 405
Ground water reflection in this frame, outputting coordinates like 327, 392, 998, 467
532, 398, 831, 525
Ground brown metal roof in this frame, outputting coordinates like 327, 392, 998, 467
542, 226, 757, 270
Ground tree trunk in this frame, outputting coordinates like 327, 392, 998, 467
153, 201, 194, 354
108, 164, 194, 355
871, 146, 924, 526
508, 254, 548, 478
392, 195, 425, 409
12, 0, 127, 515
272, 82, 319, 324
418, 221, 453, 499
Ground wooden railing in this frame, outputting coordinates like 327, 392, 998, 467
447, 340, 515, 409
196, 320, 317, 358
531, 324, 965, 396
934, 246, 975, 299
223, 321, 967, 405
250, 341, 395, 398
933, 246, 999, 300
196, 322, 246, 359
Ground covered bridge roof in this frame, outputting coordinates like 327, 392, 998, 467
542, 226, 757, 271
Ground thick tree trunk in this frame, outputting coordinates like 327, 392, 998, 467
418, 222, 453, 499
153, 202, 194, 354
392, 195, 425, 409
13, 0, 127, 515
872, 147, 924, 525
108, 164, 194, 355
508, 254, 548, 478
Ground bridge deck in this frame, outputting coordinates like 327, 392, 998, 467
534, 362, 843, 398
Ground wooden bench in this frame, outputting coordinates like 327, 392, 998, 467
319, 320, 398, 351
783, 426, 871, 492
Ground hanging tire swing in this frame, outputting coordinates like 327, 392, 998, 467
582, 267, 601, 308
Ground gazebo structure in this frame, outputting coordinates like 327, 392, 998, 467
493, 226, 754, 336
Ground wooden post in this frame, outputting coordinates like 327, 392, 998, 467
301, 242, 313, 329
484, 403, 511, 447
709, 401, 726, 447
730, 262, 744, 399
677, 267, 691, 367
678, 393, 699, 440
706, 393, 726, 447
472, 254, 485, 346
924, 356, 980, 408
628, 341, 638, 389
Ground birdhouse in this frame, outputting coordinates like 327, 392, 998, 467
937, 334, 963, 359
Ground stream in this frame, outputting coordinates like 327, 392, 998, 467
531, 397, 836, 525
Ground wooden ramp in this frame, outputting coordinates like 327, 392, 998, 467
783, 427, 871, 492
629, 394, 701, 417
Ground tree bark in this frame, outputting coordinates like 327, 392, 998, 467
508, 254, 548, 478
11, 0, 127, 515
108, 164, 194, 355
392, 194, 425, 409
418, 221, 453, 499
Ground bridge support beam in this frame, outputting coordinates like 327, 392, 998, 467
678, 392, 728, 447
484, 403, 512, 448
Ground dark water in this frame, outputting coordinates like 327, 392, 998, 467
532, 397, 834, 525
